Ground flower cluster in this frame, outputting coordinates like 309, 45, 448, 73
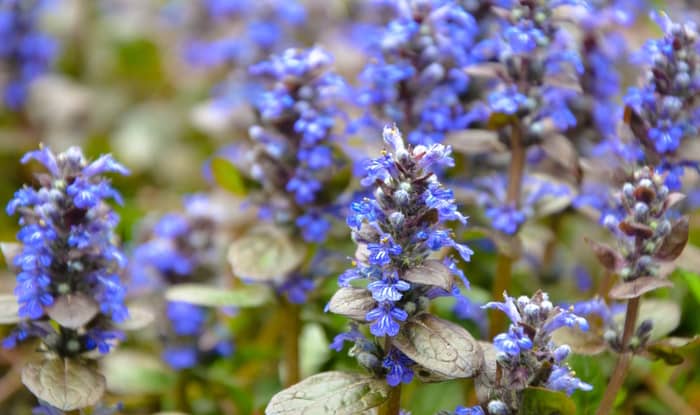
330, 126, 473, 385
476, 0, 586, 134
476, 291, 591, 413
355, 0, 481, 144
470, 174, 570, 235
169, 0, 306, 69
4, 146, 129, 356
0, 0, 58, 109
625, 12, 700, 189
130, 197, 234, 369
601, 167, 679, 282
228, 47, 348, 243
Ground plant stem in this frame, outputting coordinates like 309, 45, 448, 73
379, 384, 402, 415
489, 121, 525, 338
282, 299, 301, 387
595, 297, 640, 415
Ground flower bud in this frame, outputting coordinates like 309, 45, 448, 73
487, 400, 509, 415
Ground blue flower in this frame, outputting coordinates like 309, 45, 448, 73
367, 274, 410, 302
488, 87, 527, 115
366, 303, 408, 337
383, 348, 414, 387
7, 147, 129, 340
493, 325, 533, 356
367, 236, 402, 266
485, 204, 526, 235
167, 301, 207, 336
296, 212, 331, 243
547, 365, 593, 395
455, 406, 486, 415
163, 346, 199, 370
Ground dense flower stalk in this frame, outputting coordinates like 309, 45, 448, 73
474, 291, 591, 414
227, 46, 348, 244
355, 0, 480, 144
4, 146, 129, 356
329, 126, 473, 386
625, 12, 700, 189
0, 0, 58, 109
130, 196, 234, 369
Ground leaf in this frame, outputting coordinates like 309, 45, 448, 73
165, 283, 271, 308
584, 237, 621, 271
211, 157, 247, 196
618, 220, 654, 238
474, 341, 498, 404
613, 299, 681, 341
115, 305, 154, 330
655, 217, 689, 261
392, 314, 483, 379
643, 336, 700, 365
101, 351, 175, 395
664, 192, 686, 210
22, 358, 106, 411
300, 323, 330, 378
521, 387, 577, 415
0, 242, 21, 266
462, 63, 502, 78
265, 371, 389, 415
0, 293, 21, 324
402, 260, 453, 291
228, 224, 306, 281
46, 294, 99, 329
326, 287, 375, 321
444, 130, 506, 155
541, 134, 579, 173
551, 326, 606, 355
608, 277, 673, 300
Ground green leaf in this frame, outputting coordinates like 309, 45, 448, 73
227, 224, 306, 281
633, 299, 681, 340
165, 283, 271, 308
22, 358, 105, 411
393, 313, 483, 379
211, 157, 246, 196
678, 270, 700, 304
46, 294, 99, 329
521, 386, 577, 415
300, 323, 330, 378
644, 336, 700, 365
265, 371, 389, 415
101, 351, 175, 395
0, 293, 20, 324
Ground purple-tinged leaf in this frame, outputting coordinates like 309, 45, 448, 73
584, 237, 621, 271
655, 217, 689, 262
46, 294, 99, 329
326, 287, 375, 322
22, 358, 105, 411
393, 313, 483, 379
608, 277, 673, 300
402, 260, 453, 291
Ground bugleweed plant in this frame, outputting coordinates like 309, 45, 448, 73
0, 1, 698, 415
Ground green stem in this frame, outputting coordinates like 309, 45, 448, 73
282, 299, 301, 387
489, 121, 524, 338
595, 296, 640, 415
174, 371, 192, 413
